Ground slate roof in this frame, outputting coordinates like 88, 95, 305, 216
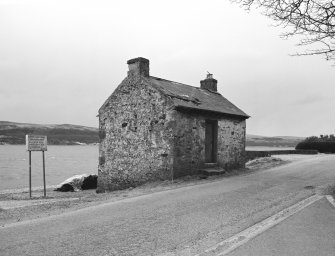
148, 76, 249, 119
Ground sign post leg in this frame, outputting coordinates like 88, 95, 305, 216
29, 150, 32, 199
42, 151, 46, 198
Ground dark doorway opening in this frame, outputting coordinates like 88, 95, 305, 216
205, 120, 218, 163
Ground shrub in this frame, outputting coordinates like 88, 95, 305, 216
295, 141, 335, 153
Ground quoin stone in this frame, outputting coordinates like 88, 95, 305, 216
97, 57, 249, 192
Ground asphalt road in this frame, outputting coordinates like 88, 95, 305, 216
228, 197, 335, 256
1, 154, 335, 256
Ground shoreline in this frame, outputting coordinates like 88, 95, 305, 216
3, 154, 330, 228
0, 144, 98, 146
0, 185, 58, 195
0, 154, 326, 195
0, 156, 292, 227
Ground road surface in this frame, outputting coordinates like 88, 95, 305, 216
228, 197, 335, 256
1, 154, 335, 255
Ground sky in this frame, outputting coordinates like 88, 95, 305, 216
0, 0, 334, 137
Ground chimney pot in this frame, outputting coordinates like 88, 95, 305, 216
206, 73, 213, 79
127, 57, 149, 77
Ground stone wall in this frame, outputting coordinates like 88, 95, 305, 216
172, 111, 246, 177
217, 118, 246, 169
245, 151, 271, 161
97, 75, 175, 192
245, 149, 318, 161
172, 111, 206, 178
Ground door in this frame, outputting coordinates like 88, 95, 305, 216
205, 120, 218, 163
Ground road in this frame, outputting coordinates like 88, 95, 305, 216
228, 197, 335, 256
1, 154, 335, 256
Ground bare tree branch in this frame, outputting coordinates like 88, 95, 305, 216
232, 0, 335, 62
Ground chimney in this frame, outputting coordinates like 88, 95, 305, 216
127, 57, 149, 77
200, 73, 217, 92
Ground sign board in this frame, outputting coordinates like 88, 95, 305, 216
26, 135, 47, 151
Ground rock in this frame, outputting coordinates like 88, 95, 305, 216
56, 183, 75, 192
81, 175, 98, 190
54, 174, 98, 192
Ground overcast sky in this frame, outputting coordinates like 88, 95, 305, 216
1, 0, 334, 137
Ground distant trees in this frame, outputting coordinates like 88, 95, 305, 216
296, 134, 335, 152
304, 134, 335, 142
232, 0, 335, 62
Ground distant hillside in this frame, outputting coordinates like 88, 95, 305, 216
246, 134, 305, 147
0, 121, 99, 145
0, 121, 304, 147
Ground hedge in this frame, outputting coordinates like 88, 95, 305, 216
295, 141, 335, 153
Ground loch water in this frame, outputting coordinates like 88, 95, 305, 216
0, 145, 98, 191
0, 145, 297, 191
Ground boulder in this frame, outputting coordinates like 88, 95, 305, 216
81, 175, 98, 190
54, 174, 98, 192
56, 183, 75, 192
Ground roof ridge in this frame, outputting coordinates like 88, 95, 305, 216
149, 76, 221, 95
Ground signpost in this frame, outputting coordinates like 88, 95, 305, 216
26, 135, 47, 198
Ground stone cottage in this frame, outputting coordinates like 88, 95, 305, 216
97, 57, 249, 192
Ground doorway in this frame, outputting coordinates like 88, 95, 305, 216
205, 120, 218, 163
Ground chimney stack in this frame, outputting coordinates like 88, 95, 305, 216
127, 57, 149, 77
200, 73, 217, 92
